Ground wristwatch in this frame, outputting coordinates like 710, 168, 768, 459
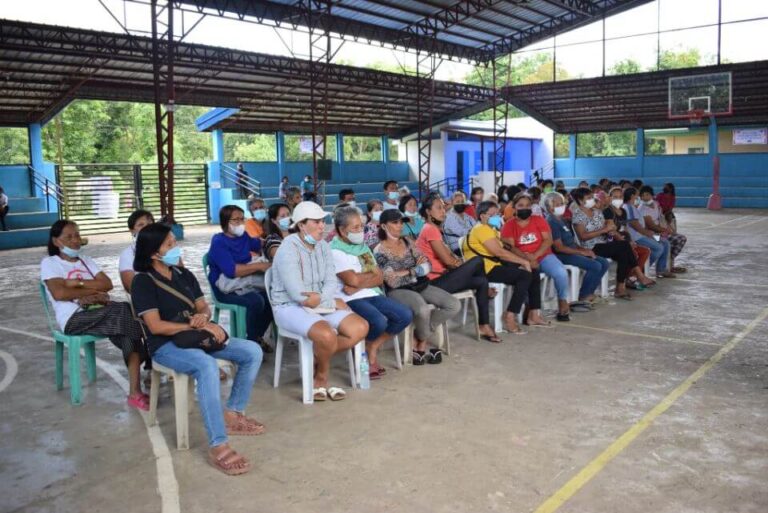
77, 280, 85, 288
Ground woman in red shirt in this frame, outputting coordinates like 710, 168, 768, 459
416, 193, 501, 342
501, 193, 571, 323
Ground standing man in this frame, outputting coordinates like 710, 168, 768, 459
0, 186, 9, 231
279, 176, 290, 201
301, 174, 313, 200
236, 163, 250, 199
382, 180, 400, 210
337, 188, 356, 209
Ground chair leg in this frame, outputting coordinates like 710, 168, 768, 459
299, 338, 314, 404
84, 342, 97, 382
273, 338, 284, 388
55, 341, 64, 391
402, 326, 413, 369
68, 340, 82, 405
235, 307, 248, 339
148, 369, 161, 425
392, 335, 403, 370
351, 341, 363, 388
173, 373, 190, 450
461, 299, 468, 325
212, 306, 220, 324
493, 293, 504, 333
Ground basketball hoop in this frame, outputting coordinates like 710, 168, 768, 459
688, 109, 706, 126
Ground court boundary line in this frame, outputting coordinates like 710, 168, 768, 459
566, 323, 722, 347
0, 325, 180, 513
672, 278, 768, 289
0, 350, 19, 393
533, 306, 768, 513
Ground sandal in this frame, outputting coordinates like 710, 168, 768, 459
481, 334, 503, 343
526, 320, 554, 328
127, 393, 149, 411
327, 387, 346, 401
369, 367, 384, 380
412, 350, 427, 366
556, 312, 571, 322
370, 363, 387, 376
313, 387, 328, 401
569, 302, 593, 313
614, 293, 633, 301
207, 447, 251, 476
671, 266, 687, 273
426, 348, 443, 364
226, 413, 266, 436
657, 272, 676, 279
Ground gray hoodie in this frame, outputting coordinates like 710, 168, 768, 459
270, 233, 337, 309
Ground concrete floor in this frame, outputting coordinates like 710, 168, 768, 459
0, 209, 767, 513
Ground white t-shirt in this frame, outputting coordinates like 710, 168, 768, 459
40, 255, 102, 330
118, 245, 135, 273
0, 193, 8, 208
331, 249, 379, 302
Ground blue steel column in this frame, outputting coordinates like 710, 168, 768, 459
207, 129, 224, 224
336, 133, 344, 182
568, 134, 577, 178
707, 117, 722, 210
636, 128, 645, 178
276, 131, 286, 181
382, 136, 390, 165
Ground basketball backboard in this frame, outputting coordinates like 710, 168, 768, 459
668, 71, 732, 119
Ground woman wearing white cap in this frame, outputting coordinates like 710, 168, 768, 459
270, 201, 369, 401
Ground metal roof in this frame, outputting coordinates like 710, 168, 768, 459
501, 61, 768, 133
0, 19, 494, 136
175, 0, 654, 62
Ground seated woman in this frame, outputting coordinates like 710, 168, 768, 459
119, 209, 155, 292
42, 220, 147, 409
364, 199, 384, 249
462, 201, 537, 334
331, 206, 412, 378
263, 203, 291, 262
443, 190, 476, 255
623, 187, 674, 278
640, 185, 687, 273
415, 193, 501, 342
655, 182, 678, 232
131, 223, 263, 476
207, 205, 274, 352
603, 187, 654, 289
465, 186, 484, 219
270, 201, 369, 401
501, 193, 571, 322
374, 209, 461, 364
399, 194, 424, 239
570, 187, 646, 300
543, 192, 611, 303
244, 197, 267, 239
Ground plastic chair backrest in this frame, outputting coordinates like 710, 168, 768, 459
264, 268, 274, 303
39, 281, 59, 334
458, 236, 466, 260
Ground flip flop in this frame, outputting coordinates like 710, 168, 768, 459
127, 393, 149, 411
312, 387, 328, 401
614, 293, 633, 301
481, 334, 503, 343
327, 387, 346, 401
526, 320, 554, 328
671, 266, 687, 273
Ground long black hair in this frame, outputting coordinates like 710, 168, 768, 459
418, 192, 443, 225
266, 202, 290, 237
134, 223, 172, 272
47, 219, 76, 256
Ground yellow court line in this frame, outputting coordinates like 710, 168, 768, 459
534, 306, 768, 513
566, 323, 722, 347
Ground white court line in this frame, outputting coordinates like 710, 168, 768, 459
740, 216, 768, 227
0, 325, 180, 513
0, 350, 19, 393
566, 323, 722, 347
703, 215, 752, 228
673, 278, 768, 289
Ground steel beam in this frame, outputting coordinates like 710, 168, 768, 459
416, 50, 436, 197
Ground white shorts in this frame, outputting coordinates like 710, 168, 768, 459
273, 304, 354, 338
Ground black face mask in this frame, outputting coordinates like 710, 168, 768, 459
454, 204, 467, 214
516, 208, 532, 220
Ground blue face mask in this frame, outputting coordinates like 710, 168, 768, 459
252, 209, 267, 221
487, 215, 503, 230
160, 246, 182, 266
278, 217, 291, 230
387, 191, 399, 201
302, 231, 318, 246
60, 245, 81, 259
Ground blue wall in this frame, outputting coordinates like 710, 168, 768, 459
0, 165, 32, 197
443, 137, 543, 191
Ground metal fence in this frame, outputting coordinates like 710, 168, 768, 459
57, 163, 210, 235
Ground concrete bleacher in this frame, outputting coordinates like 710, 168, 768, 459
0, 165, 58, 250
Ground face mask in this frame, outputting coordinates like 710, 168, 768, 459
554, 205, 566, 216
543, 186, 553, 194
160, 246, 182, 266
347, 231, 364, 245
60, 245, 81, 259
230, 224, 245, 237
584, 198, 596, 209
347, 200, 356, 209
487, 214, 503, 230
643, 199, 654, 206
414, 261, 431, 277
611, 199, 624, 209
278, 217, 291, 230
304, 178, 310, 182
387, 191, 399, 201
302, 230, 318, 246
404, 210, 417, 217
516, 209, 532, 220
454, 204, 467, 214
252, 209, 267, 221
372, 211, 382, 222
633, 198, 641, 207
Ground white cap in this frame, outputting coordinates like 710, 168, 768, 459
290, 201, 327, 229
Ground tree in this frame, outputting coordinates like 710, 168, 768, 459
609, 58, 643, 75
608, 48, 703, 76
0, 128, 29, 164
224, 133, 277, 161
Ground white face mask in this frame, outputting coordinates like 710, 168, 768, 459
347, 200, 356, 209
554, 205, 566, 216
230, 224, 245, 237
584, 198, 596, 209
404, 210, 417, 217
611, 199, 624, 209
372, 211, 382, 222
643, 199, 654, 206
347, 231, 364, 245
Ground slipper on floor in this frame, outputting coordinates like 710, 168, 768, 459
614, 293, 633, 301
426, 348, 443, 364
127, 393, 149, 411
327, 387, 346, 401
312, 387, 327, 401
526, 320, 554, 328
570, 302, 593, 313
412, 350, 427, 366
481, 334, 503, 343
672, 266, 687, 273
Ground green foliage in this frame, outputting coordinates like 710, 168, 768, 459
576, 131, 637, 157
609, 48, 703, 75
0, 127, 29, 164
344, 136, 382, 161
554, 134, 571, 158
644, 137, 667, 155
225, 133, 277, 161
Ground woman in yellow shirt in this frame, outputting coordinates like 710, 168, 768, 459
462, 201, 544, 334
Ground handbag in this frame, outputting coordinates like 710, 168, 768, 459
147, 274, 229, 352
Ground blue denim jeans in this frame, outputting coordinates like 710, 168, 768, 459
538, 253, 570, 301
152, 338, 263, 448
348, 294, 413, 341
556, 253, 610, 300
635, 236, 670, 272
213, 288, 274, 341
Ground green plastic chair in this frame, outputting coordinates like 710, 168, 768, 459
39, 281, 106, 405
202, 253, 248, 339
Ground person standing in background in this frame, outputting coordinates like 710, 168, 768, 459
236, 163, 250, 200
278, 176, 290, 201
0, 186, 8, 231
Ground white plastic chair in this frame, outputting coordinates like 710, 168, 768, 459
265, 268, 363, 404
148, 359, 235, 450
398, 304, 449, 369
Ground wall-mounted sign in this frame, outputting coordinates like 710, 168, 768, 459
299, 136, 324, 155
732, 128, 767, 145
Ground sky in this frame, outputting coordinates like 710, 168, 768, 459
1, 0, 767, 82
